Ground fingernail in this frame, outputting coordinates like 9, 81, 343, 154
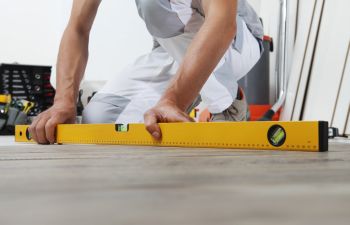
152, 132, 160, 140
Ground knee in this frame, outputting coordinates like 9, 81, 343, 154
82, 94, 131, 124
82, 101, 120, 124
136, 0, 184, 38
82, 101, 114, 124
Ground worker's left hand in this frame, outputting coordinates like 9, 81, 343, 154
144, 100, 194, 141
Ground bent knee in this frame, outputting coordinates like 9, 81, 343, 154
82, 102, 113, 124
82, 94, 130, 124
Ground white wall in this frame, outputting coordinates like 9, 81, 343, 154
0, 0, 280, 91
0, 0, 61, 65
0, 0, 152, 85
74, 1, 153, 81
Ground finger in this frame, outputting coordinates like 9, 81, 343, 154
45, 113, 71, 144
45, 118, 59, 144
29, 114, 42, 143
144, 111, 162, 141
35, 116, 50, 144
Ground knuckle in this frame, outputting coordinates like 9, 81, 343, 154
35, 123, 45, 133
44, 122, 53, 131
46, 118, 57, 126
144, 110, 151, 118
51, 111, 60, 118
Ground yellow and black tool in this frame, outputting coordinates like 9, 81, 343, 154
0, 95, 9, 104
0, 94, 11, 114
15, 121, 328, 152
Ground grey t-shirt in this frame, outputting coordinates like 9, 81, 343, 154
191, 0, 264, 39
136, 0, 264, 51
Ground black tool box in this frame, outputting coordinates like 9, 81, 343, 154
0, 63, 55, 116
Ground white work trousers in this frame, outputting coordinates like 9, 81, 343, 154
83, 18, 261, 124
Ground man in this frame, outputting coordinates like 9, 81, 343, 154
29, 0, 263, 144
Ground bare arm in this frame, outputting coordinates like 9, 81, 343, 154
55, 0, 101, 105
144, 0, 237, 140
29, 0, 101, 144
159, 0, 237, 110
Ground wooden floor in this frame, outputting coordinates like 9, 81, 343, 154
0, 137, 350, 225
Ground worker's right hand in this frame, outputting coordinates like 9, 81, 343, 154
28, 102, 76, 144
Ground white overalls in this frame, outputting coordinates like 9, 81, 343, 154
83, 0, 264, 124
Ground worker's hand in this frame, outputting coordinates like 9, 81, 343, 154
28, 102, 76, 144
144, 100, 194, 141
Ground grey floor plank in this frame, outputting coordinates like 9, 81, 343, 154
0, 141, 349, 225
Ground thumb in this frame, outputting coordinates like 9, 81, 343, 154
144, 111, 162, 140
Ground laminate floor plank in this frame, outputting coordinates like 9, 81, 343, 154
0, 138, 349, 225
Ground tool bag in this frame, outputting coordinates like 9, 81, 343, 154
0, 95, 31, 135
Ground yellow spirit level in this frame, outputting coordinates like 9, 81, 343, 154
15, 121, 328, 152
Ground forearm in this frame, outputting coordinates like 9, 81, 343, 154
54, 28, 89, 106
54, 0, 101, 107
160, 0, 237, 111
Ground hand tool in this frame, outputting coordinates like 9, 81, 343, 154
15, 121, 328, 152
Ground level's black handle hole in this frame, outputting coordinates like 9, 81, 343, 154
26, 128, 32, 140
19, 131, 23, 136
